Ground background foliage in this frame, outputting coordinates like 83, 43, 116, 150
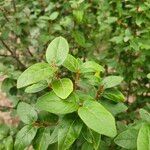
0, 0, 149, 150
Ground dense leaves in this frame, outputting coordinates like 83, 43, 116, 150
0, 0, 149, 149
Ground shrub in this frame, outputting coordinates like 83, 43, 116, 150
0, 1, 149, 150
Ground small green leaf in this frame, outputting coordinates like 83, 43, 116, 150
147, 73, 150, 79
102, 76, 123, 89
36, 92, 79, 114
17, 63, 56, 88
52, 78, 73, 99
25, 81, 48, 93
33, 127, 51, 150
139, 109, 150, 123
114, 128, 139, 149
137, 123, 150, 150
82, 127, 101, 150
73, 10, 84, 23
1, 78, 15, 94
46, 36, 69, 66
49, 12, 59, 20
100, 100, 127, 116
102, 88, 125, 102
3, 136, 13, 150
38, 111, 58, 124
49, 126, 59, 145
76, 90, 94, 103
0, 125, 9, 140
78, 100, 117, 137
63, 54, 79, 72
17, 102, 37, 124
58, 115, 83, 150
81, 142, 94, 150
72, 31, 86, 47
80, 61, 104, 74
82, 74, 101, 86
14, 125, 37, 150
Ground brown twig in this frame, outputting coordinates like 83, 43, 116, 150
27, 49, 33, 57
74, 71, 80, 90
0, 8, 9, 22
0, 39, 14, 55
0, 39, 26, 69
95, 85, 104, 100
0, 105, 13, 111
33, 121, 58, 127
12, 0, 17, 13
0, 54, 11, 57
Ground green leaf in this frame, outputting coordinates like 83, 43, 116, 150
72, 31, 86, 47
1, 78, 15, 94
82, 74, 101, 86
17, 63, 56, 88
76, 90, 94, 103
0, 125, 9, 140
80, 61, 104, 74
58, 115, 83, 150
46, 36, 69, 66
102, 88, 125, 102
38, 111, 58, 124
81, 142, 93, 150
14, 125, 37, 150
3, 135, 13, 150
73, 10, 84, 23
137, 123, 150, 150
52, 78, 73, 99
33, 127, 51, 150
25, 81, 48, 93
147, 73, 150, 79
49, 12, 59, 20
36, 92, 79, 114
17, 102, 37, 124
102, 76, 123, 89
114, 128, 139, 149
63, 54, 79, 72
78, 100, 117, 137
100, 100, 127, 116
82, 127, 101, 150
139, 109, 150, 123
49, 126, 59, 145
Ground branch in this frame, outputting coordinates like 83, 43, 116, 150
0, 39, 26, 69
0, 105, 13, 111
0, 8, 9, 22
0, 54, 11, 57
12, 0, 16, 13
0, 39, 14, 55
95, 85, 104, 100
27, 48, 33, 57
